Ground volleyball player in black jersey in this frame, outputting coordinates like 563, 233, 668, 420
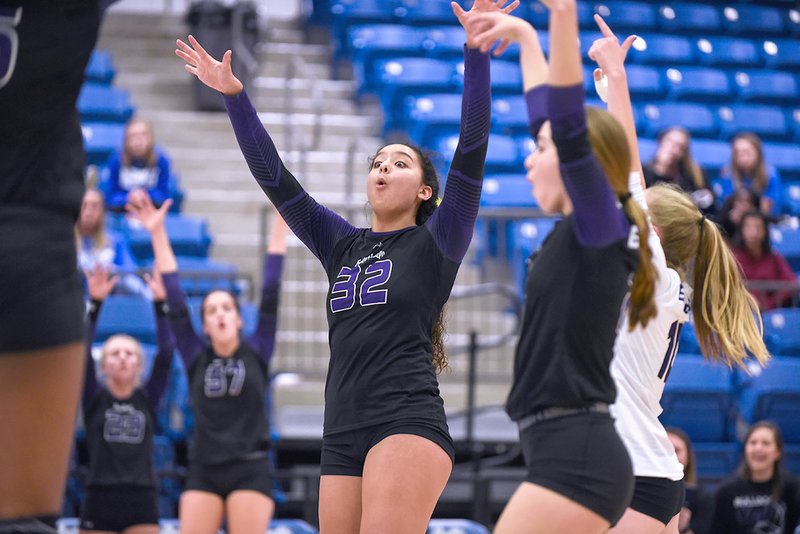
0, 2, 105, 530
467, 2, 657, 532
80, 265, 173, 534
128, 192, 287, 534
173, 1, 513, 531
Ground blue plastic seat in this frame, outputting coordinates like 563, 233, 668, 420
169, 256, 239, 296
427, 519, 489, 534
77, 83, 134, 123
718, 104, 788, 141
484, 134, 522, 174
696, 36, 761, 68
405, 93, 462, 147
783, 182, 800, 216
637, 137, 657, 164
659, 355, 736, 442
693, 442, 741, 481
629, 34, 695, 65
665, 66, 731, 102
691, 139, 731, 177
734, 70, 799, 106
492, 95, 530, 137
593, 1, 658, 32
785, 444, 800, 474
510, 218, 560, 296
763, 39, 800, 71
738, 356, 800, 442
764, 143, 800, 182
657, 3, 722, 34
373, 57, 455, 119
422, 26, 468, 60
330, 0, 401, 46
640, 102, 717, 138
625, 64, 664, 99
84, 50, 115, 84
762, 308, 800, 356
347, 24, 425, 93
82, 122, 125, 166
95, 295, 157, 344
481, 175, 536, 208
126, 214, 212, 261
398, 0, 461, 25
525, 1, 591, 29
721, 5, 786, 36
455, 59, 521, 96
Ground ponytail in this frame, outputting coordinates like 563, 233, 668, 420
622, 196, 658, 330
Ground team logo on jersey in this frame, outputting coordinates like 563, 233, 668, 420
0, 7, 21, 89
204, 358, 246, 397
103, 403, 146, 444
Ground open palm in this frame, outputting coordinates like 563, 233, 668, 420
175, 35, 243, 96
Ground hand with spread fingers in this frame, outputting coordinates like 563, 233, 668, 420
175, 34, 244, 96
85, 264, 119, 302
451, 0, 521, 49
126, 189, 173, 234
143, 267, 167, 302
466, 11, 537, 56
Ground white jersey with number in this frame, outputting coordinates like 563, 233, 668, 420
610, 173, 690, 481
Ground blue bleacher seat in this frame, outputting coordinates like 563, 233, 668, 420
763, 39, 800, 71
657, 3, 721, 35
126, 214, 212, 261
696, 36, 761, 68
427, 518, 489, 534
640, 102, 717, 138
678, 321, 702, 354
484, 134, 521, 175
373, 57, 455, 119
510, 218, 560, 294
659, 355, 736, 442
146, 255, 240, 297
734, 70, 799, 106
665, 66, 731, 103
492, 95, 530, 137
526, 1, 591, 30
626, 64, 665, 99
691, 139, 731, 177
77, 83, 134, 123
791, 108, 800, 144
629, 34, 695, 65
405, 93, 462, 146
693, 442, 741, 481
785, 444, 800, 474
738, 356, 800, 442
269, 519, 319, 533
422, 26, 468, 60
82, 122, 125, 166
95, 295, 157, 344
721, 5, 786, 36
152, 434, 179, 516
330, 0, 401, 46
718, 104, 788, 141
398, 0, 460, 25
347, 24, 425, 93
764, 143, 800, 182
637, 137, 657, 163
84, 50, 115, 84
593, 1, 658, 32
455, 59, 521, 96
481, 175, 536, 208
784, 182, 800, 216
762, 308, 800, 356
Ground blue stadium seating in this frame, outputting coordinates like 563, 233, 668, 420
770, 225, 800, 268
783, 182, 800, 216
481, 175, 536, 208
85, 50, 116, 84
154, 519, 320, 533
95, 295, 157, 344
405, 93, 462, 146
657, 3, 722, 35
718, 104, 788, 141
626, 64, 665, 99
483, 134, 521, 175
764, 143, 800, 182
785, 444, 800, 474
691, 139, 731, 176
696, 36, 761, 68
637, 137, 657, 163
734, 70, 799, 106
593, 1, 658, 32
762, 308, 800, 356
492, 95, 531, 137
152, 434, 180, 516
738, 356, 800, 442
82, 122, 125, 166
721, 5, 786, 36
372, 58, 455, 119
629, 34, 695, 65
640, 102, 718, 138
330, 0, 401, 46
791, 108, 800, 143
526, 1, 592, 30
144, 255, 240, 297
693, 442, 741, 481
455, 59, 522, 96
763, 39, 800, 71
664, 66, 731, 102
126, 214, 213, 261
422, 26, 470, 60
347, 24, 425, 93
398, 0, 461, 26
77, 83, 134, 123
660, 355, 736, 442
427, 518, 489, 534
510, 218, 560, 294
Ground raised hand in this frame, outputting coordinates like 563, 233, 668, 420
452, 0, 521, 49
175, 35, 243, 96
85, 264, 118, 301
126, 189, 173, 234
466, 11, 536, 56
143, 267, 167, 301
539, 0, 577, 12
588, 15, 637, 85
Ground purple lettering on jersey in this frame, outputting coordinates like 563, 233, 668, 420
658, 320, 683, 382
360, 259, 392, 307
330, 265, 360, 313
0, 7, 21, 89
204, 359, 247, 397
103, 405, 146, 444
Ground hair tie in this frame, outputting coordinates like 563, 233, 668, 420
619, 192, 632, 204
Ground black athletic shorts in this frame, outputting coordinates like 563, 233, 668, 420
185, 456, 274, 499
320, 419, 455, 477
519, 411, 634, 526
80, 485, 159, 531
0, 205, 84, 353
630, 476, 685, 525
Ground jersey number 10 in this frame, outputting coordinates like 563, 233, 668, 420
657, 320, 683, 383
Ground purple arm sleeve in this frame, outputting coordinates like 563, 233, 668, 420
525, 85, 549, 138
162, 272, 204, 368
426, 47, 491, 263
83, 301, 101, 410
145, 304, 174, 405
548, 84, 629, 247
247, 253, 283, 364
224, 90, 359, 269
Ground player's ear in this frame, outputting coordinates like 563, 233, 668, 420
418, 185, 433, 202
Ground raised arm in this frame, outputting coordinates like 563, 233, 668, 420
248, 214, 288, 362
83, 265, 118, 410
143, 268, 174, 405
175, 36, 358, 269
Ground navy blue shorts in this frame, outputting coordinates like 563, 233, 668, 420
185, 456, 274, 499
320, 419, 454, 477
80, 485, 159, 531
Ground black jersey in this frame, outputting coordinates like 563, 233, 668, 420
0, 1, 100, 215
506, 216, 639, 419
710, 472, 800, 534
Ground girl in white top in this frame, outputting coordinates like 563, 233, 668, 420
589, 14, 771, 534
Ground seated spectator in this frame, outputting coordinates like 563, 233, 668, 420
643, 126, 715, 214
103, 118, 172, 212
717, 187, 759, 241
709, 421, 800, 534
667, 427, 714, 534
718, 132, 783, 217
77, 187, 149, 297
732, 211, 798, 311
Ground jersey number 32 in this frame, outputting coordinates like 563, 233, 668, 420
330, 259, 393, 313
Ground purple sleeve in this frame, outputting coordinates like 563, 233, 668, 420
145, 303, 174, 405
223, 90, 359, 269
425, 47, 491, 263
82, 300, 102, 410
548, 84, 629, 247
162, 272, 204, 368
525, 85, 549, 138
247, 253, 283, 363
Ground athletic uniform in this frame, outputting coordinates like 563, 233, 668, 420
80, 299, 173, 532
609, 172, 690, 524
0, 1, 102, 352
506, 84, 638, 525
709, 472, 800, 534
163, 253, 283, 497
223, 46, 490, 475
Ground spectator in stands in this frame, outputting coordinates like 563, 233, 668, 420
709, 421, 800, 534
732, 211, 798, 311
174, 1, 510, 532
716, 187, 759, 241
128, 191, 287, 534
79, 264, 173, 534
76, 187, 149, 297
643, 126, 715, 214
103, 118, 172, 212
667, 427, 714, 534
718, 132, 783, 217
